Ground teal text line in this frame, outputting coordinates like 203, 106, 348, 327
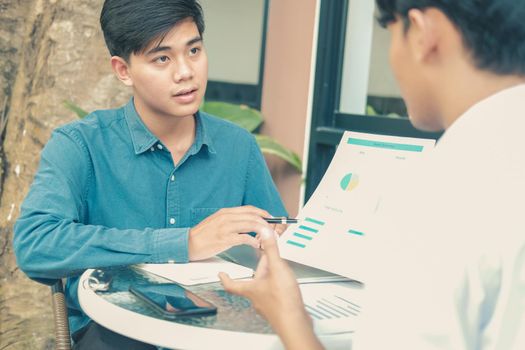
298, 225, 318, 233
293, 233, 313, 241
286, 240, 306, 248
304, 217, 325, 226
348, 138, 424, 152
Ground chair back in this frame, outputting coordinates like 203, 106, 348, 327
51, 279, 71, 350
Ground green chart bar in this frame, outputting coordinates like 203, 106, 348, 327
298, 225, 318, 233
304, 217, 325, 226
348, 229, 364, 236
348, 138, 424, 152
287, 240, 306, 248
293, 233, 313, 241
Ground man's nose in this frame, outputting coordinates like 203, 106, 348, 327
173, 58, 193, 82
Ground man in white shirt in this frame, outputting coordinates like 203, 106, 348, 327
220, 0, 525, 349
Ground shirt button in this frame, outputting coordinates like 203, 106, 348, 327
150, 147, 154, 152
170, 175, 175, 182
169, 218, 176, 225
157, 144, 163, 150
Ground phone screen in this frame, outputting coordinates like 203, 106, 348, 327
129, 283, 217, 317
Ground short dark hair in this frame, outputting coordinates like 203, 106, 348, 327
100, 0, 205, 61
375, 0, 525, 75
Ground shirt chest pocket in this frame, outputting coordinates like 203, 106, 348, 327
190, 207, 220, 226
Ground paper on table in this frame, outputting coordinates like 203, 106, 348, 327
300, 283, 364, 334
134, 257, 254, 286
279, 131, 435, 281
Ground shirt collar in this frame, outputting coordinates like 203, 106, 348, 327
124, 98, 216, 155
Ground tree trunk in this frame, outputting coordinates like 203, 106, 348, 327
0, 1, 129, 348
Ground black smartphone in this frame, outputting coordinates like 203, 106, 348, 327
129, 283, 217, 318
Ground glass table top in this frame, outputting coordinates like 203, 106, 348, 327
90, 266, 274, 334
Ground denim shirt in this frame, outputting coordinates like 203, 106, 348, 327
13, 99, 287, 333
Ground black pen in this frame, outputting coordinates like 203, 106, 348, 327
263, 217, 299, 224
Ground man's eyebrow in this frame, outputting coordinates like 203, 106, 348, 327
145, 36, 202, 56
187, 36, 203, 46
146, 46, 171, 55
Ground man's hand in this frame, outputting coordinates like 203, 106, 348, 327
219, 234, 324, 350
188, 205, 275, 261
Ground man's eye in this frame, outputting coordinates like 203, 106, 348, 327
155, 56, 169, 63
189, 47, 200, 56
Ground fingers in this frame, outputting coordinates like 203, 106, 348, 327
224, 218, 270, 234
190, 205, 282, 259
204, 206, 278, 236
234, 233, 260, 249
212, 211, 272, 234
254, 254, 269, 279
260, 234, 282, 267
218, 205, 271, 219
274, 224, 287, 236
219, 272, 251, 297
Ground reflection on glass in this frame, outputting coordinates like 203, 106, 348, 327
200, 0, 264, 85
367, 19, 407, 117
340, 3, 407, 117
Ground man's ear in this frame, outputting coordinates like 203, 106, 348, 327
406, 8, 440, 63
110, 56, 133, 86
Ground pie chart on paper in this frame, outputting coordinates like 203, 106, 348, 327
340, 173, 359, 192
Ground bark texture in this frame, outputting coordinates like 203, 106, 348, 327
0, 1, 130, 348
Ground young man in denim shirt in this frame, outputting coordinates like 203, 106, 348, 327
14, 1, 286, 348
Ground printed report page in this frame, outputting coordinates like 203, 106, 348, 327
279, 131, 436, 281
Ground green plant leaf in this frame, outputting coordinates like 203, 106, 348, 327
201, 101, 263, 132
255, 134, 302, 172
63, 100, 88, 118
366, 104, 378, 116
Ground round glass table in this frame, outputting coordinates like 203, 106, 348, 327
78, 266, 354, 349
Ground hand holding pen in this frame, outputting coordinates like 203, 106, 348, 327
256, 217, 298, 248
263, 217, 299, 225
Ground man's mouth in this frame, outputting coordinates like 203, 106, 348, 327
174, 87, 197, 97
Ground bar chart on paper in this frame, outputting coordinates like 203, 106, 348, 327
279, 131, 436, 280
300, 283, 364, 334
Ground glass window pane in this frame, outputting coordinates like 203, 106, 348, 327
339, 2, 407, 117
200, 0, 264, 84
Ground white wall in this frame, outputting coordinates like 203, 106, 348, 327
200, 0, 264, 84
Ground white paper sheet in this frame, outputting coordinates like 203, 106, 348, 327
279, 131, 435, 281
300, 283, 364, 334
134, 257, 254, 285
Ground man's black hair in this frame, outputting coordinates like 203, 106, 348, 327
375, 0, 525, 75
100, 0, 205, 62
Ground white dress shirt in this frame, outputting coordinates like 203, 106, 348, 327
354, 85, 525, 349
